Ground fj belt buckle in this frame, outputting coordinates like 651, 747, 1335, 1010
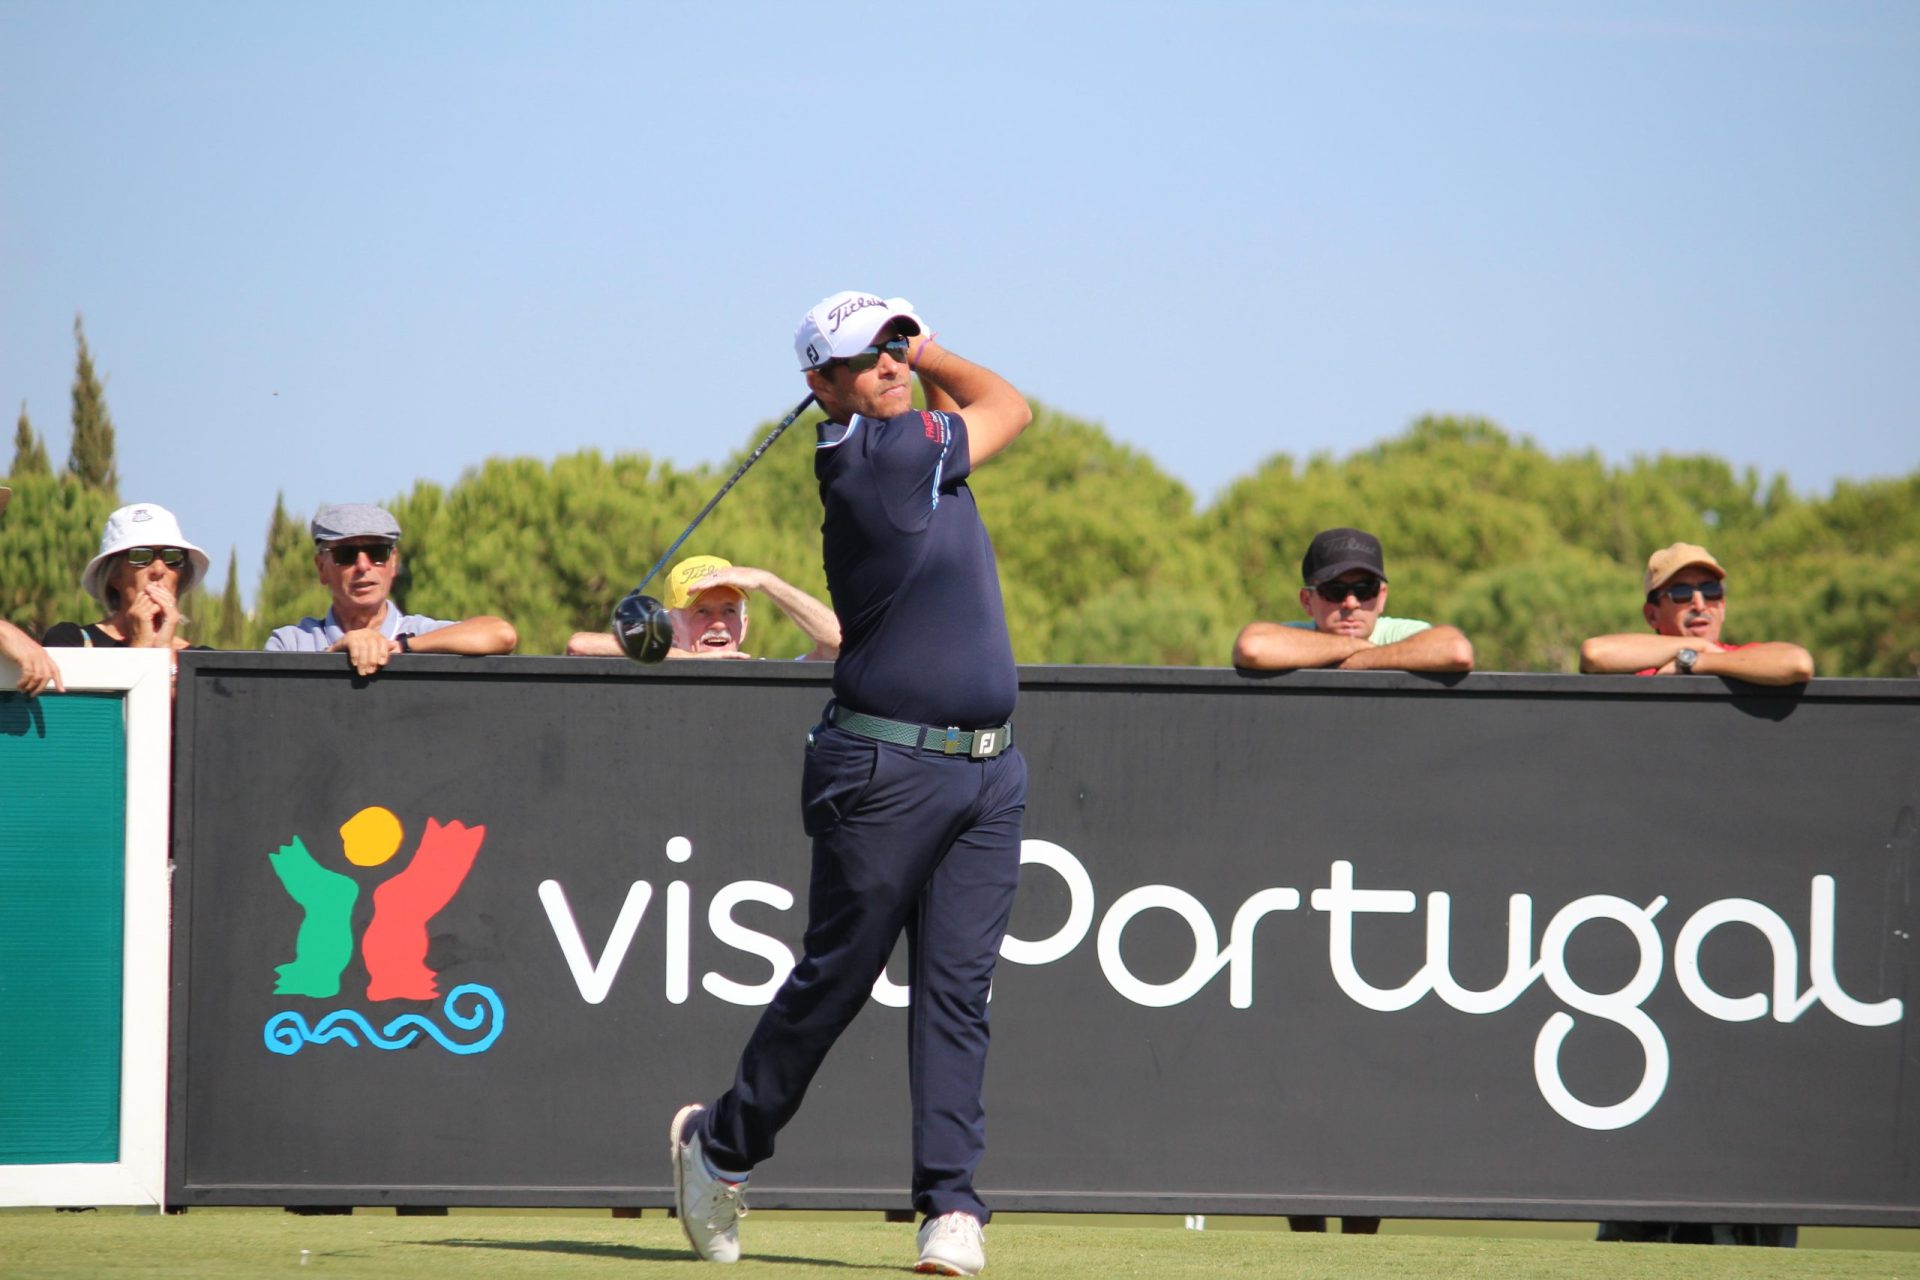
969, 727, 1004, 759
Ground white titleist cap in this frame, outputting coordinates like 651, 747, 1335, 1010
794, 291, 921, 370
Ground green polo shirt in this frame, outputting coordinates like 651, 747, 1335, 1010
1285, 616, 1432, 645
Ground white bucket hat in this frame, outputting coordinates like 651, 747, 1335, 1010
81, 502, 210, 607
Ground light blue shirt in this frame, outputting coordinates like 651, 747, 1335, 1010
264, 606, 455, 652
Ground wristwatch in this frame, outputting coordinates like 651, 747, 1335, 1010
1674, 647, 1698, 674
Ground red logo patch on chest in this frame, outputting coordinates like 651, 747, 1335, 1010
921, 411, 942, 440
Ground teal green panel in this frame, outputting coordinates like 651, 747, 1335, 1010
0, 692, 127, 1164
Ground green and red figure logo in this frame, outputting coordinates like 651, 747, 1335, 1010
264, 807, 503, 1055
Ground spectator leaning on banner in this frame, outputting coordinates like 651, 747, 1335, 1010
1585, 539, 1808, 1250
566, 555, 840, 661
0, 487, 63, 696
265, 503, 517, 676
1578, 543, 1813, 686
1232, 526, 1468, 1235
1232, 526, 1474, 674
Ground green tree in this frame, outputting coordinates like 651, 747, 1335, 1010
12, 404, 51, 476
250, 493, 329, 645
1442, 549, 1638, 673
978, 404, 1232, 664
393, 452, 734, 657
0, 473, 116, 636
67, 316, 119, 498
207, 407, 1917, 677
206, 549, 250, 650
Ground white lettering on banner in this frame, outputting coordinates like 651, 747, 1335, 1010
539, 878, 653, 1005
538, 841, 1902, 1130
1000, 840, 1095, 964
1093, 885, 1304, 1007
704, 881, 796, 1005
1530, 893, 1671, 1131
544, 837, 801, 1007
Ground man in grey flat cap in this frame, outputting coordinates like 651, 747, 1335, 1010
265, 503, 517, 675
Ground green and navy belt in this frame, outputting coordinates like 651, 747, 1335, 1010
828, 704, 1013, 759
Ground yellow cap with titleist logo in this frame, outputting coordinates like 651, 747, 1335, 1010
665, 555, 735, 610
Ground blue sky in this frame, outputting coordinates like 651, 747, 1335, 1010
3, 2, 1915, 598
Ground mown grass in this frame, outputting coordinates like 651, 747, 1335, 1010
1, 1211, 1917, 1279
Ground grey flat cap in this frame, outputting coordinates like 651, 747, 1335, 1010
311, 503, 402, 544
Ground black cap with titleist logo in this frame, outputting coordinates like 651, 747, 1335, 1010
1301, 527, 1387, 586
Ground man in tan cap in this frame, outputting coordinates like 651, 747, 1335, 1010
1579, 542, 1813, 685
566, 555, 840, 661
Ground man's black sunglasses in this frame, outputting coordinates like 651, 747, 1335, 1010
1312, 576, 1384, 604
828, 336, 911, 373
326, 543, 395, 566
1648, 580, 1725, 606
126, 546, 186, 568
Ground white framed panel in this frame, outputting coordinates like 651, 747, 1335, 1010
0, 648, 172, 1206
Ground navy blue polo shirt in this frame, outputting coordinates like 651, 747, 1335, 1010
815, 408, 1017, 728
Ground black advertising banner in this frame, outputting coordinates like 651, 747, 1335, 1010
168, 655, 1920, 1222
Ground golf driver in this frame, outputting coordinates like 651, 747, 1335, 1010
612, 392, 818, 662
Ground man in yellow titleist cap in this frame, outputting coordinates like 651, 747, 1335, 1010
567, 555, 840, 660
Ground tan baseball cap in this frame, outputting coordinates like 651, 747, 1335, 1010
1644, 542, 1725, 594
665, 555, 737, 610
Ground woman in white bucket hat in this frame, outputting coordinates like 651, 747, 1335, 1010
42, 502, 211, 650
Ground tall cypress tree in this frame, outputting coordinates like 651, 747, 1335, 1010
68, 315, 120, 498
11, 403, 51, 476
210, 548, 248, 649
253, 491, 329, 634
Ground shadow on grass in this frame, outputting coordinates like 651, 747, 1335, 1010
424, 1237, 893, 1269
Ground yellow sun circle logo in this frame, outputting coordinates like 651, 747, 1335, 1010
339, 805, 404, 867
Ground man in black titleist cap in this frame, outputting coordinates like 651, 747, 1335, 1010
1233, 527, 1474, 673
668, 292, 1031, 1276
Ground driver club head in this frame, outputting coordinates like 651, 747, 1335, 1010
612, 591, 674, 664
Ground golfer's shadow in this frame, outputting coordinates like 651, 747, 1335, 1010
425, 1237, 890, 1269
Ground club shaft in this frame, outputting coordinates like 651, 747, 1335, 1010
627, 393, 818, 596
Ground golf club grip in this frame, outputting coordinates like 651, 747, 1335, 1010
623, 393, 818, 597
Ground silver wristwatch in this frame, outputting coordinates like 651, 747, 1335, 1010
1675, 647, 1699, 674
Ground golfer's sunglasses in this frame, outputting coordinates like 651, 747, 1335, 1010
326, 543, 396, 566
1312, 577, 1384, 604
125, 546, 187, 568
830, 337, 912, 374
1648, 580, 1725, 606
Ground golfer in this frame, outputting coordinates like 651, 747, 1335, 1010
671, 292, 1031, 1276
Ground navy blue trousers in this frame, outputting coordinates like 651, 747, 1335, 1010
702, 721, 1027, 1222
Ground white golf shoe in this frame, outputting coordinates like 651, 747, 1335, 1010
670, 1104, 746, 1264
915, 1211, 986, 1275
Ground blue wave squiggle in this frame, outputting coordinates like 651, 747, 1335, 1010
263, 983, 505, 1056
